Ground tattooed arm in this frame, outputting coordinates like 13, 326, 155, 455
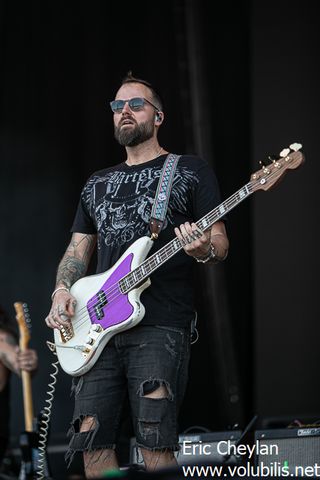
56, 232, 97, 290
45, 232, 97, 329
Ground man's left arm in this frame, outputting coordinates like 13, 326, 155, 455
209, 220, 229, 262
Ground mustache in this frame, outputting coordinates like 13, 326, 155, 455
119, 115, 136, 127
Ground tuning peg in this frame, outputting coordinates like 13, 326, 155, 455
289, 142, 302, 151
268, 155, 279, 163
259, 159, 269, 167
259, 157, 272, 174
279, 148, 290, 158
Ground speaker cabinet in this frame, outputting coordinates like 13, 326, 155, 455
254, 427, 320, 478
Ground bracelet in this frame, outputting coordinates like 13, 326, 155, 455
51, 286, 70, 301
195, 245, 216, 264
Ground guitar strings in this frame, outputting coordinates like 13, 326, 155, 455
69, 180, 257, 333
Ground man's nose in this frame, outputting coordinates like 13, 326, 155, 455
121, 101, 131, 114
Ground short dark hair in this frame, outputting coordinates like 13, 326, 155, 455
120, 71, 163, 111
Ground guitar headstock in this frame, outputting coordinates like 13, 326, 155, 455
250, 143, 305, 192
14, 302, 31, 350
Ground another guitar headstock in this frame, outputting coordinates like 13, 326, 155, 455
14, 302, 31, 350
250, 143, 305, 192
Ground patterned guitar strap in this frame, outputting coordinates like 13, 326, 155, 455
149, 153, 181, 240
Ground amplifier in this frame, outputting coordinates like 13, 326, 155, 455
254, 427, 320, 478
130, 430, 243, 466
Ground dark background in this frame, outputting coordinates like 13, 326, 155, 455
0, 0, 319, 475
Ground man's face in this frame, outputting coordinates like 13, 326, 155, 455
112, 83, 158, 147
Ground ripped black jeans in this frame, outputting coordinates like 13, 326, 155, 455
66, 324, 191, 466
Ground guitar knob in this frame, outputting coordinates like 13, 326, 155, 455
85, 336, 94, 345
92, 324, 103, 332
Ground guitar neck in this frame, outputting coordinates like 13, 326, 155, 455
196, 183, 252, 232
21, 370, 34, 432
19, 331, 34, 432
121, 182, 253, 291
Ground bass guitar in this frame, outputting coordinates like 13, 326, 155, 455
14, 302, 50, 480
51, 143, 305, 377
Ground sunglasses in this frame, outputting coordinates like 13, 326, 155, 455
109, 97, 160, 114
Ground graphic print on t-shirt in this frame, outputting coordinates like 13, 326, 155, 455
82, 165, 198, 249
71, 154, 222, 326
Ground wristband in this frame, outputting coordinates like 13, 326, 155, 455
51, 286, 70, 301
195, 245, 216, 264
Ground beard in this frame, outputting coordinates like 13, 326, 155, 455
114, 117, 154, 147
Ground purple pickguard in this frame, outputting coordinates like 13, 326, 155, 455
87, 254, 134, 329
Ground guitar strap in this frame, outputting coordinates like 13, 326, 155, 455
149, 153, 181, 239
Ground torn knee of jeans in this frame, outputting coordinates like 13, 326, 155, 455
79, 415, 97, 433
67, 414, 99, 439
65, 414, 100, 467
137, 378, 173, 401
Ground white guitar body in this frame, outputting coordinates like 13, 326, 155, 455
53, 236, 153, 376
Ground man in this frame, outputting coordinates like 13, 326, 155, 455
45, 73, 229, 478
0, 305, 38, 466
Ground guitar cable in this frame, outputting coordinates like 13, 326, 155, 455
37, 351, 60, 480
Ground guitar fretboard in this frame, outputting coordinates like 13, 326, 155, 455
119, 182, 253, 293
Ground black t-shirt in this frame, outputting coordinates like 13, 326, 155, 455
71, 154, 222, 328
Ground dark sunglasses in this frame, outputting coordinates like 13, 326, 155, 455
109, 97, 159, 114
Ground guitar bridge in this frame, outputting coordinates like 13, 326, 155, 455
59, 323, 74, 343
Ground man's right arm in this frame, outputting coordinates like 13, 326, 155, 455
45, 232, 96, 330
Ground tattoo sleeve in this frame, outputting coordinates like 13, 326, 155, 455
56, 234, 96, 289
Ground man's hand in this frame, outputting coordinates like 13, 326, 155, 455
174, 222, 211, 259
17, 348, 38, 372
45, 290, 77, 330
175, 220, 229, 262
